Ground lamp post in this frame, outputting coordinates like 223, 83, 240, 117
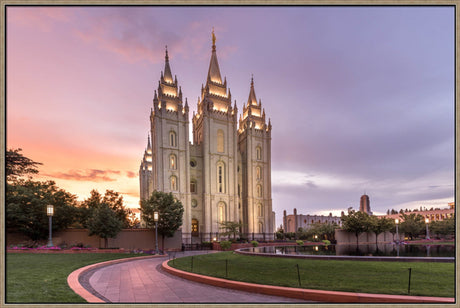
395, 219, 399, 243
154, 211, 159, 254
425, 218, 430, 240
47, 204, 54, 247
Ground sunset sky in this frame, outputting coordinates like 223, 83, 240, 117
6, 6, 455, 227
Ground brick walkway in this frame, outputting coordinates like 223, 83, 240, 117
83, 251, 310, 303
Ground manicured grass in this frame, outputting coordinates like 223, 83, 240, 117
407, 241, 454, 245
169, 251, 455, 298
6, 252, 146, 303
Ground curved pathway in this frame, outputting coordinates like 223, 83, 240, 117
78, 251, 310, 303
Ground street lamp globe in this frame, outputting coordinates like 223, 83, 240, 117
47, 204, 54, 216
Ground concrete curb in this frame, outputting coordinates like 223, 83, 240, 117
67, 255, 166, 302
162, 260, 455, 303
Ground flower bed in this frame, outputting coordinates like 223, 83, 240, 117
6, 246, 128, 253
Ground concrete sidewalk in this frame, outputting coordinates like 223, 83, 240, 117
82, 251, 310, 303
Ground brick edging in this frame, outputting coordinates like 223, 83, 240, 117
67, 255, 165, 302
161, 260, 454, 303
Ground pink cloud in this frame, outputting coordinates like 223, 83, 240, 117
43, 169, 121, 182
8, 7, 73, 32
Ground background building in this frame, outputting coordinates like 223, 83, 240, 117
283, 208, 342, 233
140, 32, 274, 243
359, 194, 372, 215
379, 202, 455, 222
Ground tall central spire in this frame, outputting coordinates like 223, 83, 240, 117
207, 28, 223, 84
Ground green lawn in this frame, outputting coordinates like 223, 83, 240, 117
169, 251, 455, 298
6, 252, 146, 303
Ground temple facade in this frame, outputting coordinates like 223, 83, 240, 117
139, 32, 274, 244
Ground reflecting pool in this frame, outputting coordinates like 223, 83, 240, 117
246, 244, 455, 258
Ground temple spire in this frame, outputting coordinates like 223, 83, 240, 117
163, 45, 173, 83
207, 28, 223, 84
247, 75, 258, 106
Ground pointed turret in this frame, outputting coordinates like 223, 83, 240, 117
239, 76, 266, 131
207, 28, 223, 84
247, 75, 258, 106
155, 47, 182, 111
163, 46, 173, 84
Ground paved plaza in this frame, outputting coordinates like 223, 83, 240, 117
82, 251, 310, 303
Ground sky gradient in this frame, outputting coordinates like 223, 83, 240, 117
6, 6, 455, 227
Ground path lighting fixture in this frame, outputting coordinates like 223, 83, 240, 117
154, 211, 159, 254
46, 204, 54, 247
425, 218, 430, 240
395, 219, 399, 243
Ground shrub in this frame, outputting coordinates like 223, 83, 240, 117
251, 240, 259, 247
322, 239, 331, 245
296, 240, 304, 246
219, 240, 232, 251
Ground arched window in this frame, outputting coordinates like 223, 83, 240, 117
218, 202, 226, 223
258, 204, 263, 217
256, 146, 262, 160
191, 219, 199, 236
257, 184, 262, 198
258, 222, 263, 233
169, 131, 176, 147
217, 129, 224, 153
256, 166, 261, 180
190, 179, 197, 193
217, 162, 225, 193
170, 176, 177, 191
169, 154, 177, 170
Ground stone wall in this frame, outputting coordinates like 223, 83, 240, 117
335, 229, 404, 244
6, 228, 182, 251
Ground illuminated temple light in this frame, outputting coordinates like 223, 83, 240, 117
209, 91, 227, 98
148, 166, 152, 171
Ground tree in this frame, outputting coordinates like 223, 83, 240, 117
430, 217, 455, 239
399, 213, 425, 240
79, 189, 133, 228
87, 204, 123, 248
6, 148, 42, 183
219, 221, 244, 240
140, 191, 184, 249
368, 216, 394, 246
341, 210, 371, 246
6, 179, 78, 241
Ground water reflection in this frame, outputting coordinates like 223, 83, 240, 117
250, 244, 454, 258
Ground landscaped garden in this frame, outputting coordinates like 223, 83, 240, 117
6, 252, 147, 303
168, 251, 455, 298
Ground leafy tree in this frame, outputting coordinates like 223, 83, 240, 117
219, 221, 244, 240
341, 210, 371, 246
430, 217, 455, 239
6, 148, 42, 183
87, 204, 123, 248
399, 213, 425, 240
79, 189, 133, 228
140, 191, 184, 249
296, 223, 339, 242
6, 179, 78, 241
368, 216, 394, 245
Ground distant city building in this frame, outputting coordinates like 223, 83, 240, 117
379, 202, 455, 222
283, 208, 342, 233
359, 194, 372, 215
